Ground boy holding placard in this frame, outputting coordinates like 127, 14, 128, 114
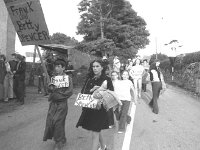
43, 59, 73, 150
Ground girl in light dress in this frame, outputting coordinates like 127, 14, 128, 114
111, 70, 136, 133
129, 58, 145, 100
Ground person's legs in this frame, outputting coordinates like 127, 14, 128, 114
3, 74, 9, 101
133, 79, 138, 101
18, 80, 25, 104
38, 76, 42, 93
99, 131, 106, 149
92, 131, 100, 150
118, 101, 130, 132
8, 74, 14, 99
13, 78, 19, 101
137, 78, 142, 98
0, 83, 4, 101
54, 103, 68, 149
151, 82, 162, 114
107, 108, 114, 127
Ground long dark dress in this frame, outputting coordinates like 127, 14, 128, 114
43, 75, 73, 143
76, 75, 114, 132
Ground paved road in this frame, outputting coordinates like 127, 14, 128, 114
0, 85, 200, 150
130, 84, 200, 150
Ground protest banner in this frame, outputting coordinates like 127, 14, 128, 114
50, 75, 69, 88
74, 93, 99, 109
4, 0, 51, 45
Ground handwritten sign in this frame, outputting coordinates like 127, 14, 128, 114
51, 75, 69, 88
74, 93, 99, 109
4, 0, 51, 45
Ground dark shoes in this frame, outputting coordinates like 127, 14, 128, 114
127, 115, 131, 124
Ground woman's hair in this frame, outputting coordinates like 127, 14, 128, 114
87, 59, 106, 79
149, 60, 161, 81
134, 58, 142, 65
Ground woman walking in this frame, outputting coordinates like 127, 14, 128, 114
76, 59, 114, 150
148, 59, 166, 114
129, 58, 145, 100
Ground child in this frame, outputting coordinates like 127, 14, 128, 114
111, 70, 136, 133
43, 59, 73, 150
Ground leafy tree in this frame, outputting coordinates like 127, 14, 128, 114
76, 0, 150, 59
50, 32, 78, 46
149, 53, 169, 65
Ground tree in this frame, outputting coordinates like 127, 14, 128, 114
76, 0, 150, 59
149, 53, 168, 65
50, 32, 78, 46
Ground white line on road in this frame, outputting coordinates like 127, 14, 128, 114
122, 102, 136, 150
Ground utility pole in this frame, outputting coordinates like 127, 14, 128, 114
155, 37, 158, 59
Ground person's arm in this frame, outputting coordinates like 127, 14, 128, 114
130, 81, 137, 104
129, 68, 134, 79
160, 72, 166, 90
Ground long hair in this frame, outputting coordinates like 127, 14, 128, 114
149, 60, 161, 81
87, 59, 106, 79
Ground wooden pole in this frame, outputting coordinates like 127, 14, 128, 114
35, 45, 50, 83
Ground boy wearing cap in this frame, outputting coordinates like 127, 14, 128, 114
43, 59, 73, 150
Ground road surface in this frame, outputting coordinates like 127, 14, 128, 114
0, 84, 199, 150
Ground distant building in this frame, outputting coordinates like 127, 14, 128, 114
25, 52, 40, 63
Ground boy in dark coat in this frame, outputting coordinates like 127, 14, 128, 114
43, 59, 73, 150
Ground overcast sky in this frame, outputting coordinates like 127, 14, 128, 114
15, 0, 200, 57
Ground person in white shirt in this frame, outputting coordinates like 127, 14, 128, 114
111, 70, 136, 133
129, 58, 145, 100
113, 56, 121, 76
148, 59, 166, 114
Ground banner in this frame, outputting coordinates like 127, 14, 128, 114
4, 0, 51, 45
50, 75, 69, 88
74, 93, 98, 109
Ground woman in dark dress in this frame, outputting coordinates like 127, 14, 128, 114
76, 59, 114, 150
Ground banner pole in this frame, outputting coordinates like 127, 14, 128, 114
35, 45, 50, 84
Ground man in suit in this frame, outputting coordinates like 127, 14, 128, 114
13, 54, 26, 105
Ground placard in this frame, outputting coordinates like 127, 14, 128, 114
50, 75, 69, 88
4, 0, 51, 45
74, 93, 98, 109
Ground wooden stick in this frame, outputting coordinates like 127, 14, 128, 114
35, 45, 50, 83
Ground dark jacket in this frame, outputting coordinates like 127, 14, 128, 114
0, 60, 6, 83
14, 61, 26, 81
9, 60, 18, 73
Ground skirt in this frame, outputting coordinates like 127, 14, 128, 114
76, 105, 109, 132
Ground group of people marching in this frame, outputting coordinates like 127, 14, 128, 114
42, 56, 166, 150
0, 53, 26, 105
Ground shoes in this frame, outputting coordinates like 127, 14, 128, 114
118, 130, 124, 134
4, 98, 9, 102
98, 145, 108, 150
127, 116, 131, 124
109, 125, 114, 129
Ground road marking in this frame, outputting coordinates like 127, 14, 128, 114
122, 102, 136, 150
